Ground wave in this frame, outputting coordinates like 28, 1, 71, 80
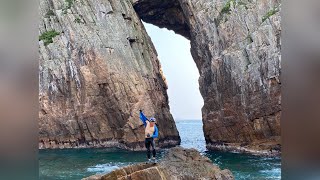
259, 168, 281, 179
87, 162, 128, 174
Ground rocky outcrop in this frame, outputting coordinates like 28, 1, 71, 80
83, 147, 234, 180
133, 0, 281, 153
39, 0, 180, 150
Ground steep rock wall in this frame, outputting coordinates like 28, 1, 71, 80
39, 0, 180, 149
134, 0, 281, 152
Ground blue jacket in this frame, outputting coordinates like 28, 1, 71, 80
139, 111, 158, 138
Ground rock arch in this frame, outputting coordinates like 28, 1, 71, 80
134, 0, 281, 152
39, 0, 281, 152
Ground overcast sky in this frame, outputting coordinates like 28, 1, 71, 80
143, 22, 203, 120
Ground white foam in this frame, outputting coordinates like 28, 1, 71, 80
87, 163, 127, 174
259, 168, 281, 179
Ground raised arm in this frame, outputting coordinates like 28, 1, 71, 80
139, 110, 148, 127
152, 126, 158, 138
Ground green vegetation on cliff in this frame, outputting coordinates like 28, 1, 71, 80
262, 6, 279, 22
45, 10, 55, 18
39, 30, 60, 46
74, 17, 82, 24
221, 0, 236, 15
63, 0, 74, 14
65, 0, 74, 9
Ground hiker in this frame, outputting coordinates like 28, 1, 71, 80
139, 110, 158, 163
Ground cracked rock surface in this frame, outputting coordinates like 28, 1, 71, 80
39, 0, 180, 150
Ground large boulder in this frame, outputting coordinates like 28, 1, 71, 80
83, 147, 234, 180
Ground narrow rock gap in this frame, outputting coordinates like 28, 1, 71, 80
143, 22, 205, 151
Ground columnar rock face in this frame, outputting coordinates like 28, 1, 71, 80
83, 147, 234, 180
39, 0, 180, 149
134, 0, 281, 152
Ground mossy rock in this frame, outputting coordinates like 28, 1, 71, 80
39, 30, 60, 46
262, 7, 279, 22
220, 0, 236, 15
45, 10, 55, 18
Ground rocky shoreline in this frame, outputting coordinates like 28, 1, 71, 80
83, 147, 234, 180
207, 141, 281, 157
39, 141, 280, 158
39, 138, 180, 151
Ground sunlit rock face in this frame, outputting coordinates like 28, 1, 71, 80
134, 0, 281, 153
39, 0, 180, 149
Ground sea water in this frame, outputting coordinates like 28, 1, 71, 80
39, 120, 281, 179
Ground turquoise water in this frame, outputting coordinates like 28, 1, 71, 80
176, 120, 281, 179
39, 120, 281, 179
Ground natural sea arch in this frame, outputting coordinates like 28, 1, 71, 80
143, 22, 205, 151
133, 0, 281, 152
143, 22, 203, 121
38, 0, 281, 152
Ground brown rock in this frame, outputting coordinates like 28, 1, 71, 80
83, 147, 234, 180
39, 0, 180, 150
134, 0, 281, 153
39, 0, 281, 154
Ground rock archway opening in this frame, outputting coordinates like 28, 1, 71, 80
133, 0, 206, 150
134, 0, 281, 152
143, 22, 205, 150
143, 22, 203, 120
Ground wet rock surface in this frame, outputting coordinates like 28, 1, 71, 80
83, 147, 234, 180
134, 0, 281, 153
39, 0, 180, 150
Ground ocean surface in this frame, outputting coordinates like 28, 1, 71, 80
39, 120, 281, 179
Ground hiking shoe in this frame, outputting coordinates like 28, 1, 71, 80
151, 157, 157, 164
147, 159, 152, 164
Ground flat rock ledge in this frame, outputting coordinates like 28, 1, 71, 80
207, 140, 281, 157
83, 147, 234, 180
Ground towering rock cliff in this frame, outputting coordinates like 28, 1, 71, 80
39, 0, 281, 153
39, 0, 180, 149
134, 0, 281, 152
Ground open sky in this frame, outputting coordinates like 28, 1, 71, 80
143, 22, 204, 120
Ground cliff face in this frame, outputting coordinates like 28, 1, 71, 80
39, 0, 281, 152
39, 0, 180, 149
134, 0, 281, 152
83, 147, 234, 180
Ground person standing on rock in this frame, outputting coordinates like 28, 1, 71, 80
139, 110, 158, 163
